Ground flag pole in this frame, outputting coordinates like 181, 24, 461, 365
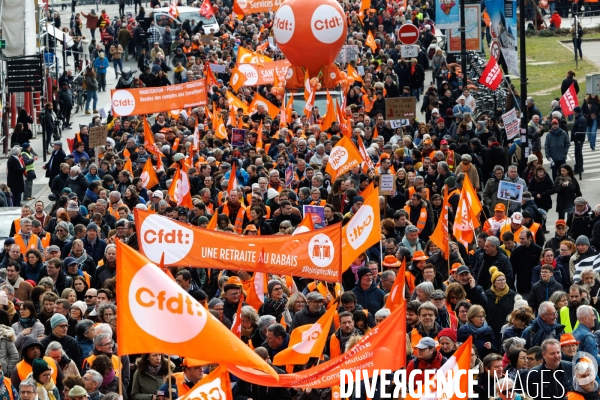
167, 354, 173, 400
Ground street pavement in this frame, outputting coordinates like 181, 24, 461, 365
0, 1, 598, 234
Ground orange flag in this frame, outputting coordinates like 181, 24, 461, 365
407, 337, 473, 400
372, 125, 379, 139
206, 211, 218, 230
214, 113, 228, 140
303, 71, 315, 117
321, 90, 337, 132
292, 213, 315, 236
231, 299, 243, 338
227, 161, 238, 193
347, 64, 364, 84
115, 242, 277, 377
123, 148, 131, 159
360, 181, 375, 200
158, 253, 175, 281
285, 96, 294, 122
335, 99, 351, 138
325, 136, 363, 181
256, 120, 264, 149
226, 91, 249, 114
356, 134, 374, 173
429, 186, 450, 258
272, 304, 336, 366
462, 173, 482, 223
248, 93, 279, 119
366, 31, 377, 52
124, 158, 133, 175
341, 188, 381, 270
245, 271, 267, 311
168, 167, 193, 208
178, 365, 233, 400
231, 65, 248, 92
385, 259, 406, 312
141, 158, 159, 189
143, 117, 163, 169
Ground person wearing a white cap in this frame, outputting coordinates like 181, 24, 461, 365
453, 95, 472, 115
498, 212, 526, 243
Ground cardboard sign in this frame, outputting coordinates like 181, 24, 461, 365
502, 108, 520, 140
88, 125, 108, 148
385, 97, 417, 120
400, 45, 419, 58
378, 174, 396, 196
200, 34, 214, 43
231, 128, 246, 148
209, 63, 226, 73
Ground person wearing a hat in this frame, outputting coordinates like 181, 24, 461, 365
438, 327, 458, 358
484, 267, 517, 349
429, 290, 458, 330
437, 136, 455, 170
483, 203, 511, 237
498, 212, 526, 242
29, 358, 61, 400
12, 336, 59, 389
40, 313, 81, 369
568, 197, 595, 240
543, 219, 574, 255
572, 105, 587, 176
405, 250, 429, 293
258, 280, 288, 322
453, 95, 472, 115
455, 153, 479, 191
68, 385, 88, 400
544, 116, 569, 180
349, 267, 385, 316
406, 336, 446, 388
290, 291, 331, 332
221, 276, 247, 322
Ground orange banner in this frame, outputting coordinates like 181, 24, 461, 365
134, 209, 343, 282
237, 60, 291, 86
226, 302, 406, 388
341, 187, 381, 269
385, 259, 406, 313
234, 0, 282, 17
179, 365, 233, 400
429, 186, 450, 257
115, 241, 277, 377
111, 80, 207, 117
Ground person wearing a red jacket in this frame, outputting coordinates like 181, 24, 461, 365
549, 11, 562, 30
406, 337, 447, 390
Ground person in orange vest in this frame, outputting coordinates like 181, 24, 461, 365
31, 220, 51, 250
11, 337, 61, 390
499, 212, 527, 244
325, 311, 362, 358
520, 209, 545, 247
483, 203, 511, 236
404, 193, 434, 241
218, 190, 248, 234
9, 205, 32, 237
172, 358, 205, 398
13, 219, 43, 256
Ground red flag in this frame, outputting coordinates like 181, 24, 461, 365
478, 56, 503, 90
560, 83, 579, 117
199, 0, 214, 18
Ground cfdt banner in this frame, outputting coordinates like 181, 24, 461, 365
134, 209, 342, 282
484, 0, 518, 76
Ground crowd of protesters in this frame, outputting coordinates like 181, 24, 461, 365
3, 0, 600, 399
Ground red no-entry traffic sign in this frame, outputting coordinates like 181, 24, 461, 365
398, 24, 420, 45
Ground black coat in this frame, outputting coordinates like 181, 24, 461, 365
484, 289, 516, 350
472, 250, 514, 291
45, 148, 66, 180
409, 64, 425, 89
590, 215, 600, 250
553, 175, 581, 214
527, 174, 554, 211
6, 156, 24, 193
528, 278, 564, 313
524, 361, 573, 400
66, 174, 89, 202
457, 324, 497, 359
232, 365, 291, 400
41, 332, 82, 370
567, 207, 595, 239
572, 113, 587, 142
509, 243, 543, 294
50, 172, 69, 197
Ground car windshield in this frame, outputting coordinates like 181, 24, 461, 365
287, 92, 343, 116
0, 214, 18, 239
178, 11, 215, 26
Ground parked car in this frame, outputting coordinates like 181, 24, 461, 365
0, 209, 23, 248
153, 6, 220, 39
284, 90, 344, 117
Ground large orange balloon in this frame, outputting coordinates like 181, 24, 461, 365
273, 0, 347, 77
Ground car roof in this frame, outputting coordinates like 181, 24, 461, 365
154, 6, 206, 13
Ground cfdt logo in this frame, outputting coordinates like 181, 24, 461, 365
273, 5, 295, 44
308, 233, 335, 268
112, 90, 136, 116
140, 215, 193, 264
311, 4, 345, 44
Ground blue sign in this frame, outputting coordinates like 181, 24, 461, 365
436, 0, 460, 29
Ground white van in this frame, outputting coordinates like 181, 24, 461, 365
152, 6, 220, 39
284, 90, 344, 117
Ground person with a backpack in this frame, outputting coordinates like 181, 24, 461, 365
570, 21, 583, 60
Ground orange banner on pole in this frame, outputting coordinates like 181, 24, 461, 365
248, 93, 280, 119
226, 302, 407, 388
273, 304, 336, 366
236, 46, 274, 64
236, 60, 291, 87
115, 242, 277, 377
462, 173, 482, 224
325, 136, 364, 181
429, 186, 450, 258
245, 271, 267, 311
168, 167, 193, 209
178, 365, 233, 400
226, 91, 248, 114
341, 188, 381, 269
366, 31, 377, 52
134, 209, 343, 282
111, 80, 207, 117
347, 64, 364, 84
385, 259, 406, 313
233, 0, 282, 17
292, 213, 315, 236
140, 158, 159, 189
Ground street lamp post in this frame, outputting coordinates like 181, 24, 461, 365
518, 0, 528, 173
460, 0, 467, 87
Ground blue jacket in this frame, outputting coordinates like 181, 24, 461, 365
82, 236, 107, 264
77, 336, 94, 359
94, 57, 109, 74
350, 283, 385, 316
573, 323, 600, 366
